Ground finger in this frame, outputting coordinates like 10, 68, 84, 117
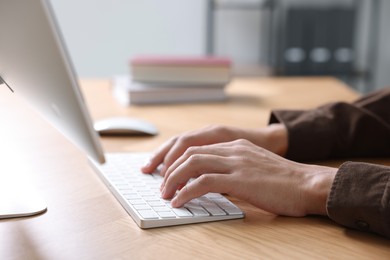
161, 129, 226, 176
161, 154, 231, 199
160, 136, 201, 176
141, 136, 177, 174
171, 174, 233, 208
162, 142, 237, 186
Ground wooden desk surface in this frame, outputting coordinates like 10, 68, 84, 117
1, 77, 389, 259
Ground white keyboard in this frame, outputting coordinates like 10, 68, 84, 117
89, 153, 244, 228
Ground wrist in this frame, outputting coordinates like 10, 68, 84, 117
238, 124, 288, 156
264, 123, 288, 156
304, 165, 337, 215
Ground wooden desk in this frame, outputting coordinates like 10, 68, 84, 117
1, 77, 389, 259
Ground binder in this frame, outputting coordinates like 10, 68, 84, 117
331, 8, 355, 76
280, 6, 356, 77
307, 9, 332, 75
282, 8, 307, 75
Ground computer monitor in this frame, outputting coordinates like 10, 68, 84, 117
0, 0, 106, 217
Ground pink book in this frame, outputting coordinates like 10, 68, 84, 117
130, 55, 231, 67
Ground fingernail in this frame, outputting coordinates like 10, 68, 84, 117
171, 197, 179, 207
142, 159, 151, 168
161, 187, 166, 197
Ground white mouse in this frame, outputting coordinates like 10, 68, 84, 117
94, 116, 158, 136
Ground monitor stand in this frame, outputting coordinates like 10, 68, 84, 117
0, 174, 47, 219
0, 81, 46, 219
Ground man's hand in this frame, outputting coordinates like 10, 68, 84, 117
141, 124, 288, 176
159, 139, 336, 217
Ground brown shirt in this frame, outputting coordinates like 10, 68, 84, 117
269, 88, 390, 238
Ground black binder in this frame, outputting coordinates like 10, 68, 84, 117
279, 6, 356, 76
306, 9, 332, 75
331, 8, 355, 76
282, 8, 307, 75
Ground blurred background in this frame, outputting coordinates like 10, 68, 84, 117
50, 0, 390, 93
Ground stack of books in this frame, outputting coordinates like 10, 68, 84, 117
111, 56, 232, 105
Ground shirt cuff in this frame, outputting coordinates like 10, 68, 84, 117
269, 109, 336, 161
326, 161, 390, 238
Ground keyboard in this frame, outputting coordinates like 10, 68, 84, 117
89, 153, 244, 228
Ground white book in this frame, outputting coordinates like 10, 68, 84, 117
111, 75, 227, 105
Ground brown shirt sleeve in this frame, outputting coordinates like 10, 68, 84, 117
268, 88, 390, 238
327, 161, 390, 238
269, 88, 390, 161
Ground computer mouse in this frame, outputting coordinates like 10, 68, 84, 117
94, 116, 158, 136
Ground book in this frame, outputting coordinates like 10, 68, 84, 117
130, 56, 232, 85
111, 75, 227, 105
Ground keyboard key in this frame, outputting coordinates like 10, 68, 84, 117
133, 204, 151, 210
201, 203, 226, 216
127, 199, 145, 205
138, 191, 155, 196
138, 210, 159, 219
157, 211, 177, 218
205, 193, 224, 199
144, 197, 161, 202
184, 202, 209, 217
124, 194, 142, 200
186, 206, 209, 217
172, 208, 193, 217
152, 206, 171, 212
148, 200, 166, 207
216, 202, 242, 215
116, 184, 131, 190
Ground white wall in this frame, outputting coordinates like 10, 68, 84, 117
214, 6, 267, 66
50, 0, 207, 77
